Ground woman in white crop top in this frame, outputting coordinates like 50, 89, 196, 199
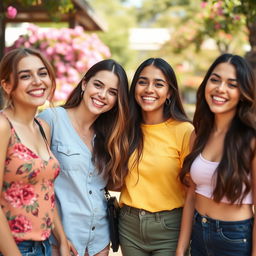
176, 54, 256, 256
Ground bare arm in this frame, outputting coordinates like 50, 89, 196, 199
251, 139, 256, 256
176, 179, 196, 256
0, 116, 22, 256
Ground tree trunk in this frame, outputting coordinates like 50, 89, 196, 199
245, 20, 256, 74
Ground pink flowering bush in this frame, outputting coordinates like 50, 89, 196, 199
6, 24, 111, 101
170, 0, 246, 53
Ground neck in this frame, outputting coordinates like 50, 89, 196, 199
142, 111, 166, 125
68, 104, 98, 131
213, 113, 235, 134
5, 105, 37, 126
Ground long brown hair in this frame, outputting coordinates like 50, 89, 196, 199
129, 58, 189, 169
63, 59, 129, 189
180, 54, 256, 204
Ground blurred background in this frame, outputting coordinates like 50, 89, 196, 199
1, 0, 256, 118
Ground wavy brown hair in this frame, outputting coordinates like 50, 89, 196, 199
129, 58, 190, 170
63, 59, 129, 189
180, 54, 256, 204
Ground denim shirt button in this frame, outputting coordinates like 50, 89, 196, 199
92, 226, 95, 231
89, 190, 92, 194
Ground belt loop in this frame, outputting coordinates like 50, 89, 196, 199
127, 205, 131, 214
155, 212, 160, 222
194, 210, 199, 221
216, 220, 220, 230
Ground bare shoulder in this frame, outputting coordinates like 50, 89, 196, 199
0, 114, 11, 136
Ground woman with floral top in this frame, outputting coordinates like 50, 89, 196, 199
0, 48, 70, 256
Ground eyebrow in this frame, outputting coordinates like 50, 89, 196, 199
139, 76, 167, 83
94, 79, 118, 91
18, 67, 47, 74
211, 72, 237, 82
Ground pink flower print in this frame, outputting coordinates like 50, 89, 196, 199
31, 208, 39, 217
9, 215, 32, 234
41, 229, 51, 240
12, 144, 38, 160
44, 193, 49, 200
4, 182, 36, 208
50, 194, 55, 208
6, 6, 17, 19
28, 168, 40, 180
54, 167, 60, 179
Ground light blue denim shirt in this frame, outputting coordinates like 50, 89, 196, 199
38, 107, 109, 256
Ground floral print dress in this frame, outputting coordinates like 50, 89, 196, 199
0, 113, 60, 242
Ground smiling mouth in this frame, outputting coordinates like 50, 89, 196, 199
142, 96, 157, 102
92, 98, 105, 107
212, 95, 227, 103
28, 89, 46, 97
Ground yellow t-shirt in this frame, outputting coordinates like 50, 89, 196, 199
120, 119, 194, 212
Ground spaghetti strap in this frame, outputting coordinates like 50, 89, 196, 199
0, 111, 14, 129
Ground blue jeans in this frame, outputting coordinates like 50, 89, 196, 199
191, 210, 253, 256
0, 239, 51, 256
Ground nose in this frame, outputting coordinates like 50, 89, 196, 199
98, 89, 107, 99
216, 81, 226, 93
145, 83, 154, 93
32, 75, 42, 86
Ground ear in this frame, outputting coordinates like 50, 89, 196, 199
167, 90, 171, 100
1, 79, 12, 95
81, 80, 87, 91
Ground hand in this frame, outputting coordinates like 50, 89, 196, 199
59, 239, 79, 256
68, 240, 79, 256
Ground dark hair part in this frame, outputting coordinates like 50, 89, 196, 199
129, 58, 189, 167
0, 48, 56, 106
63, 59, 129, 189
180, 53, 256, 204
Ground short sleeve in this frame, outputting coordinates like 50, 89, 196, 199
179, 122, 194, 166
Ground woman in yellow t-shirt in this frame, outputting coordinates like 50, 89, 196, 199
119, 58, 194, 256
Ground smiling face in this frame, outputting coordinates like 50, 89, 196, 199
5, 55, 52, 108
81, 70, 119, 117
135, 65, 170, 123
205, 62, 241, 118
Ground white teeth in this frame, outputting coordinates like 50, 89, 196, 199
28, 89, 44, 95
93, 99, 104, 106
142, 97, 156, 101
213, 96, 226, 102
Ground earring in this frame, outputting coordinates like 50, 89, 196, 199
165, 98, 171, 105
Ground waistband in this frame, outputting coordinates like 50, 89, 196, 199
194, 210, 254, 226
122, 205, 182, 217
17, 239, 49, 246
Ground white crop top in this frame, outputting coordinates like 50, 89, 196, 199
190, 153, 252, 204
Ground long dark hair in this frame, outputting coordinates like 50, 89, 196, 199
180, 53, 256, 204
63, 59, 129, 188
129, 58, 189, 167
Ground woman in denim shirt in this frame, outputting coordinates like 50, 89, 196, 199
38, 59, 129, 256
